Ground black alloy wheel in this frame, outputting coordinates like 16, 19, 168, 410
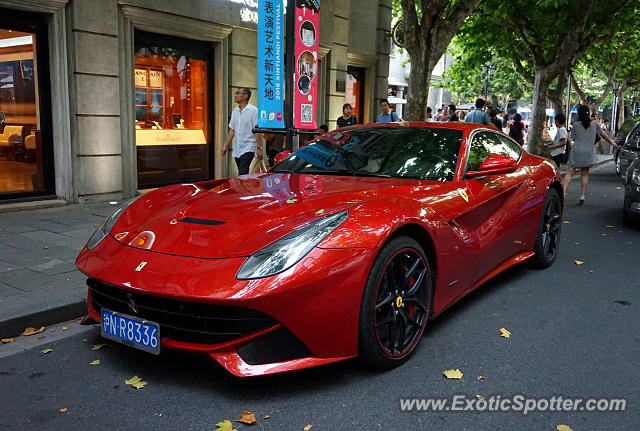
529, 189, 562, 268
358, 236, 432, 369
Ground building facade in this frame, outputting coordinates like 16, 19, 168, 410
0, 0, 392, 204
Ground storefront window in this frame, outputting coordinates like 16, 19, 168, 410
0, 23, 51, 199
346, 66, 365, 124
134, 31, 212, 189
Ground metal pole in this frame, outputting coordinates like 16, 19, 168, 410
565, 72, 572, 125
611, 93, 617, 136
285, 0, 295, 151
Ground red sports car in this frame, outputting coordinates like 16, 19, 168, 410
76, 122, 563, 377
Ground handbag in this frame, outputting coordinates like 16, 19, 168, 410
563, 132, 572, 164
249, 156, 268, 174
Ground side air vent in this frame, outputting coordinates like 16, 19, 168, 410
178, 217, 226, 226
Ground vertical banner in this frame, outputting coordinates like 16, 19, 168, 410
294, 0, 320, 130
257, 0, 285, 128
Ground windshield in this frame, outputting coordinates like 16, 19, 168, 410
272, 127, 463, 181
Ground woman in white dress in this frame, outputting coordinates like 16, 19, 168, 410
562, 105, 617, 205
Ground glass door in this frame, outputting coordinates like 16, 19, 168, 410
134, 31, 213, 189
0, 8, 53, 201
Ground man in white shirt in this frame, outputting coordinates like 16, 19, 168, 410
222, 88, 262, 175
545, 112, 568, 167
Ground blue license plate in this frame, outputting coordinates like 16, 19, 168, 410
101, 309, 160, 355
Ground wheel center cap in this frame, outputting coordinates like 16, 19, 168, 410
396, 296, 403, 308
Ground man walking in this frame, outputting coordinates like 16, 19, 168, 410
222, 87, 262, 175
376, 99, 401, 122
464, 98, 498, 129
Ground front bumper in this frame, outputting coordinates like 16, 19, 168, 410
76, 235, 377, 376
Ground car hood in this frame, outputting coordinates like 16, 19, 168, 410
110, 173, 442, 258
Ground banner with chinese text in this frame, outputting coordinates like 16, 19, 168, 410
257, 0, 285, 128
294, 0, 320, 129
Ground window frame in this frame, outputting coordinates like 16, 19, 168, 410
463, 129, 523, 178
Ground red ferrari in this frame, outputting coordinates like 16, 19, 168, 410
76, 122, 563, 377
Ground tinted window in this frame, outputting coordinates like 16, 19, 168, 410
466, 132, 520, 173
273, 127, 463, 181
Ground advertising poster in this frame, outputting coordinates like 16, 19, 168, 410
294, 0, 320, 129
257, 0, 285, 128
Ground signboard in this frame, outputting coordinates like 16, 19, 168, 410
257, 0, 285, 128
134, 69, 147, 87
294, 0, 320, 129
149, 70, 163, 88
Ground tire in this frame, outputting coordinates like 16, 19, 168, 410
358, 235, 432, 369
529, 189, 562, 268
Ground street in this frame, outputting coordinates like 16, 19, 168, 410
1, 164, 639, 430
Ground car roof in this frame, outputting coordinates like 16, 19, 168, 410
336, 121, 497, 134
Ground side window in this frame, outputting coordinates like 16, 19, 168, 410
628, 124, 640, 149
466, 132, 520, 174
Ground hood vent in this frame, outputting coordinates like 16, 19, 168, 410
178, 217, 226, 226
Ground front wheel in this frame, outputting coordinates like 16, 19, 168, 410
529, 189, 562, 268
358, 236, 432, 369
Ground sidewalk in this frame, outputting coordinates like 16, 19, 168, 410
0, 201, 117, 338
0, 154, 614, 338
559, 154, 613, 174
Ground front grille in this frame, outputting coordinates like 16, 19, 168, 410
88, 278, 277, 345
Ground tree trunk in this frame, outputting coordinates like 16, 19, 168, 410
617, 83, 628, 132
405, 51, 432, 121
529, 70, 550, 155
548, 73, 567, 115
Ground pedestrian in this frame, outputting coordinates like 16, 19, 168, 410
337, 103, 358, 128
458, 110, 466, 121
545, 113, 568, 167
597, 119, 613, 154
222, 87, 262, 175
464, 98, 498, 129
434, 108, 443, 121
509, 113, 525, 145
497, 108, 507, 131
447, 104, 459, 121
318, 124, 329, 134
376, 99, 400, 122
489, 107, 502, 130
426, 106, 433, 121
562, 105, 618, 205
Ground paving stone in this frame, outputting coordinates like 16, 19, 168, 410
0, 283, 23, 297
27, 259, 78, 276
1, 268, 50, 291
59, 228, 94, 241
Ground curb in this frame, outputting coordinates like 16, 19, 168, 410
0, 300, 87, 339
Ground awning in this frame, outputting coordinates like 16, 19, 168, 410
387, 96, 407, 104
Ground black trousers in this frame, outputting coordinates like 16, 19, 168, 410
235, 152, 255, 175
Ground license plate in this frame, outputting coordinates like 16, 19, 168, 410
101, 308, 160, 355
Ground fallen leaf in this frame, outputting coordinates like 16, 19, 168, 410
22, 326, 46, 336
304, 426, 313, 431
62, 327, 68, 331
618, 252, 623, 256
43, 245, 48, 249
557, 426, 573, 431
315, 209, 325, 215
493, 313, 499, 317
499, 328, 511, 338
443, 369, 463, 379
563, 220, 571, 224
574, 242, 580, 245
59, 408, 68, 413
214, 420, 237, 431
626, 242, 633, 245
574, 260, 584, 265
236, 411, 256, 425
82, 338, 88, 343
91, 344, 106, 351
41, 348, 53, 354
49, 329, 56, 332
606, 225, 614, 228
616, 186, 621, 190
476, 395, 485, 400
264, 415, 270, 419
38, 336, 45, 339
90, 360, 101, 366
477, 376, 485, 381
125, 375, 142, 385
286, 199, 297, 204
7, 268, 12, 271
590, 270, 594, 273
602, 233, 607, 236
1, 338, 14, 343
131, 381, 147, 389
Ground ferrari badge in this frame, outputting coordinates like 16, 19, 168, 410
135, 262, 147, 272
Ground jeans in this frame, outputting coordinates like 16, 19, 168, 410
235, 151, 255, 175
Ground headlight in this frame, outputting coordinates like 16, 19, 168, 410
86, 196, 141, 250
236, 210, 349, 279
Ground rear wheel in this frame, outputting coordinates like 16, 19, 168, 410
529, 189, 562, 268
358, 236, 432, 369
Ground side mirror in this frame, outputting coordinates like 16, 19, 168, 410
274, 150, 292, 165
466, 154, 517, 178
